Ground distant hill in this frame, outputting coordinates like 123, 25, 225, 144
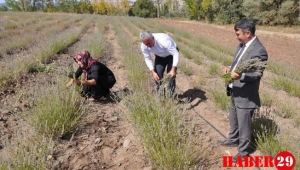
0, 3, 6, 7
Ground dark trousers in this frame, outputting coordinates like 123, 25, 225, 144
82, 75, 116, 99
228, 97, 254, 155
154, 55, 176, 97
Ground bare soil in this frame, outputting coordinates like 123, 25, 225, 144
1, 18, 300, 170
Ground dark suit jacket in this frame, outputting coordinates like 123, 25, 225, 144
231, 37, 268, 109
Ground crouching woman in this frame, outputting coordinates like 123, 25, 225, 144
66, 50, 116, 101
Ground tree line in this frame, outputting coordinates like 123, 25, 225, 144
1, 0, 299, 26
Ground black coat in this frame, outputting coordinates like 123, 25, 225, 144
75, 62, 116, 98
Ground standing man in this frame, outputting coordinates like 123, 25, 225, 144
217, 18, 268, 162
140, 30, 179, 97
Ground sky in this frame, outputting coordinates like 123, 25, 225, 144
0, 0, 5, 4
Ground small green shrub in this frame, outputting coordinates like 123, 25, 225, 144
27, 78, 86, 139
123, 92, 204, 169
253, 109, 288, 156
260, 92, 273, 107
210, 86, 230, 112
208, 63, 219, 75
0, 129, 54, 169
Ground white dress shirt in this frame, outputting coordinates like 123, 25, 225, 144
229, 36, 257, 88
141, 33, 179, 70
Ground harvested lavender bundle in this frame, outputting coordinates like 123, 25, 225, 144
221, 58, 267, 84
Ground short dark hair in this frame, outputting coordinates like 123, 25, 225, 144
234, 18, 256, 35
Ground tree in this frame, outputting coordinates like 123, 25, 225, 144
77, 1, 93, 13
212, 0, 244, 24
5, 0, 22, 11
243, 0, 276, 25
119, 0, 130, 15
163, 0, 180, 18
132, 0, 156, 18
201, 0, 213, 22
90, 0, 107, 14
156, 0, 160, 18
185, 0, 202, 20
276, 0, 298, 26
0, 5, 8, 11
106, 0, 115, 15
243, 0, 298, 26
56, 0, 79, 13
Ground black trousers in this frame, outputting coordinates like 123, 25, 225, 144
81, 75, 116, 99
154, 55, 176, 97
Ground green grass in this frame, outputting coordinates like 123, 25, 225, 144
124, 91, 203, 169
112, 17, 205, 169
0, 15, 91, 90
208, 63, 219, 75
193, 76, 207, 89
281, 103, 297, 118
252, 109, 300, 170
181, 48, 193, 60
209, 84, 230, 112
26, 78, 86, 139
4, 23, 18, 30
267, 60, 300, 81
260, 92, 273, 107
295, 117, 300, 127
272, 76, 300, 98
179, 61, 193, 76
71, 17, 107, 59
0, 125, 54, 169
252, 110, 287, 156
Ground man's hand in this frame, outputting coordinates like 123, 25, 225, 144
168, 67, 177, 78
223, 66, 230, 73
151, 70, 160, 81
231, 71, 241, 80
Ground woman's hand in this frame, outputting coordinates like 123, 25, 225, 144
75, 79, 96, 85
66, 79, 74, 87
74, 79, 84, 85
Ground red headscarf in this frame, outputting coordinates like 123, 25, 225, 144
73, 50, 97, 70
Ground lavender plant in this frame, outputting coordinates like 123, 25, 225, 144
221, 58, 267, 84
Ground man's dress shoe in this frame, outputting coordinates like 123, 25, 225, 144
217, 140, 238, 147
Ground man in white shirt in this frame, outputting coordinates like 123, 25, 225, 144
140, 30, 179, 97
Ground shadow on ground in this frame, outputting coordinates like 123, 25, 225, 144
109, 87, 131, 102
177, 88, 207, 108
